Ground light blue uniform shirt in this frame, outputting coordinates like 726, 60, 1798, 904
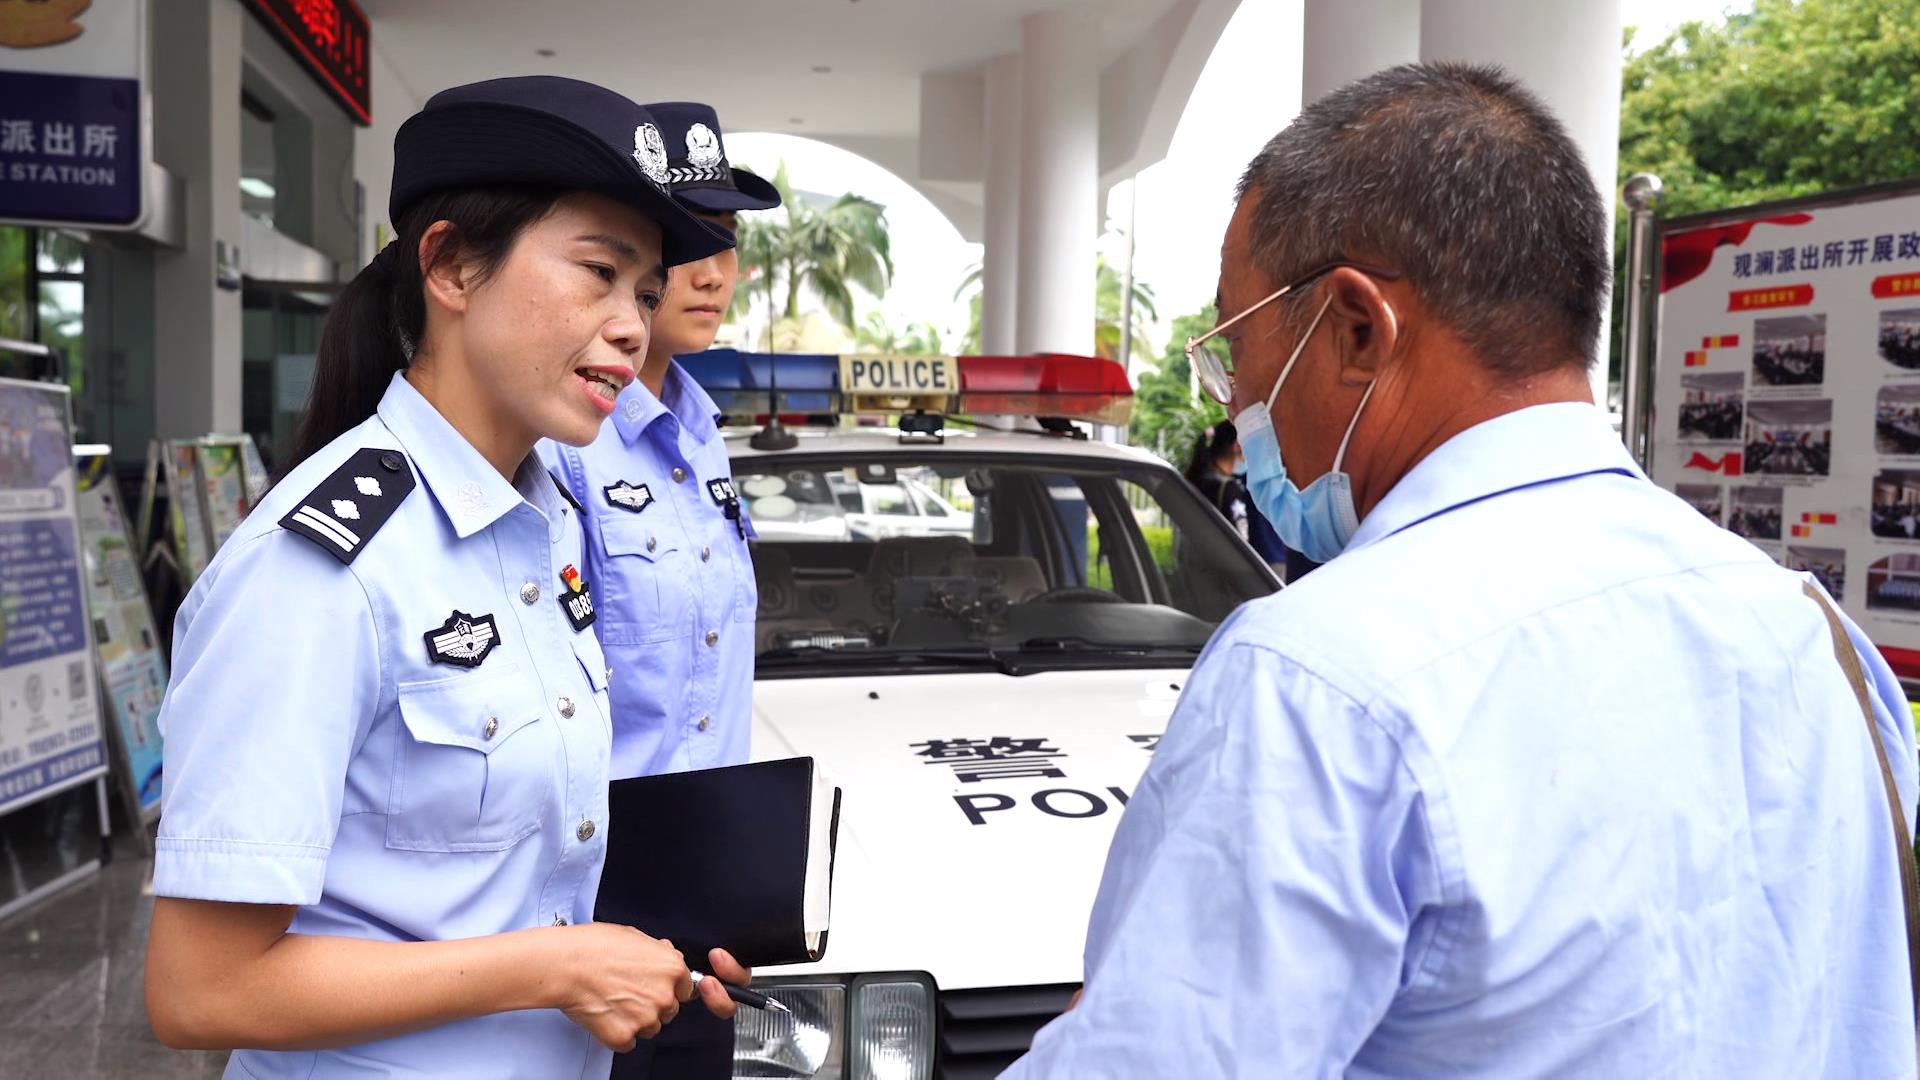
539, 363, 756, 780
155, 373, 616, 1079
1010, 402, 1919, 1078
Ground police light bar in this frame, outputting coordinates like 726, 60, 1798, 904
678, 349, 1132, 427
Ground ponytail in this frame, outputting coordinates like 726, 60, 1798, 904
284, 185, 564, 474
1183, 420, 1239, 487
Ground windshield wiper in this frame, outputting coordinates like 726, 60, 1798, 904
757, 645, 1030, 675
1013, 636, 1204, 657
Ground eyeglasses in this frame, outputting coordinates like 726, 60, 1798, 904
1185, 261, 1404, 405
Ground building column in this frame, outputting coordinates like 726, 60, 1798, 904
1303, 0, 1420, 106
150, 0, 243, 437
1419, 0, 1624, 407
1014, 4, 1099, 356
981, 53, 1021, 356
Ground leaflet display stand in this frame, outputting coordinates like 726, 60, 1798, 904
75, 446, 167, 845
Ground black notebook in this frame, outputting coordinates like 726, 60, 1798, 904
595, 756, 841, 970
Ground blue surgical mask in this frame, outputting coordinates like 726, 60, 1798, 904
1233, 297, 1377, 563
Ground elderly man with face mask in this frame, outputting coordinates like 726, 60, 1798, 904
1004, 63, 1917, 1078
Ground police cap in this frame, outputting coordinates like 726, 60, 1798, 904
392, 76, 732, 266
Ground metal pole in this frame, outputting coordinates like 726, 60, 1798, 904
1119, 177, 1137, 382
1620, 173, 1663, 467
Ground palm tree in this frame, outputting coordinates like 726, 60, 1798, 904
951, 255, 1157, 360
1095, 254, 1158, 365
730, 162, 894, 344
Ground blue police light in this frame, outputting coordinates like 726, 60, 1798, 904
679, 349, 841, 420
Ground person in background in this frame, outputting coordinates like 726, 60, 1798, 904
540, 101, 782, 1080
1185, 419, 1291, 569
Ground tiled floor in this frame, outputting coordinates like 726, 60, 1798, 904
0, 844, 228, 1078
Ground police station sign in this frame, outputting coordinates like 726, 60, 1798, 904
0, 0, 148, 229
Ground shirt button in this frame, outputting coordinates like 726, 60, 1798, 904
604, 665, 613, 682
553, 915, 569, 926
672, 467, 687, 483
576, 819, 595, 842
697, 716, 710, 732
647, 535, 658, 553
520, 581, 540, 604
557, 696, 576, 718
483, 716, 499, 740
701, 546, 711, 562
705, 630, 719, 647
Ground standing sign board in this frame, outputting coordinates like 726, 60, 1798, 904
1651, 181, 1920, 678
157, 440, 213, 584
0, 379, 106, 817
75, 447, 164, 819
195, 438, 250, 548
0, 0, 148, 230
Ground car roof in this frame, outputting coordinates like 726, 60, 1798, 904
722, 425, 1175, 469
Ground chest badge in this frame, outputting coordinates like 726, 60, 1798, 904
604, 480, 654, 514
424, 610, 500, 668
558, 563, 595, 632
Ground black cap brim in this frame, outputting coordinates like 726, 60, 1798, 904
392, 103, 733, 266
677, 168, 783, 214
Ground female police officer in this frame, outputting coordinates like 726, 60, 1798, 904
143, 77, 748, 1077
541, 101, 781, 1080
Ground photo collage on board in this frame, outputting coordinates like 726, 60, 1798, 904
1868, 305, 1920, 617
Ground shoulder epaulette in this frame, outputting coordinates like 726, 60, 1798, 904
279, 447, 417, 564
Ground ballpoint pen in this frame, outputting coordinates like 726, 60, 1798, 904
691, 970, 792, 1014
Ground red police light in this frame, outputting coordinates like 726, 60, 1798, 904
956, 354, 1133, 425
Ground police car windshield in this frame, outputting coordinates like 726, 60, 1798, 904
742, 452, 1278, 675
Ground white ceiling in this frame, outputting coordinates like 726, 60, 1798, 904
359, 0, 1181, 139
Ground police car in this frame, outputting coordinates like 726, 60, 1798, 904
684, 350, 1279, 1079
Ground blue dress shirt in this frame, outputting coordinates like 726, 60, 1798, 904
155, 373, 616, 1078
540, 363, 756, 780
1008, 402, 1918, 1078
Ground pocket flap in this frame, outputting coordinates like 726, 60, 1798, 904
396, 666, 543, 753
600, 516, 675, 561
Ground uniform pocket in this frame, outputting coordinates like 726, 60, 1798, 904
387, 664, 554, 852
598, 516, 680, 645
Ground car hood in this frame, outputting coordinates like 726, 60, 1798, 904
750, 667, 1185, 991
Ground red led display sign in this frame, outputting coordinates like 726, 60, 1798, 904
242, 0, 371, 125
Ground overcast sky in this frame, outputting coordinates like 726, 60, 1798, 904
727, 0, 1755, 363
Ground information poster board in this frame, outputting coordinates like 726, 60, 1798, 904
1652, 181, 1920, 677
0, 379, 106, 817
157, 439, 213, 583
75, 448, 165, 818
194, 438, 250, 547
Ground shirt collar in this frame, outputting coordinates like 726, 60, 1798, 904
1344, 402, 1643, 554
375, 372, 562, 539
611, 361, 720, 445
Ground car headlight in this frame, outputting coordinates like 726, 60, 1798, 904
849, 974, 935, 1080
734, 981, 846, 1078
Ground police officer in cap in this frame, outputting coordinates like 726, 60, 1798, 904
541, 100, 781, 1080
144, 77, 752, 1076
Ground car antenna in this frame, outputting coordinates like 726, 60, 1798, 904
750, 350, 798, 451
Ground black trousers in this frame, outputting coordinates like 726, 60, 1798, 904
610, 1006, 733, 1080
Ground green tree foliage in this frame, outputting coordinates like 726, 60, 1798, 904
1128, 305, 1225, 466
730, 161, 894, 335
1612, 0, 1920, 370
0, 227, 27, 339
854, 311, 945, 354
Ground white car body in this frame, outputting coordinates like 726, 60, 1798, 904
728, 426, 1276, 1077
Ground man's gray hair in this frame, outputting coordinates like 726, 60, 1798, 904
1237, 63, 1609, 375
